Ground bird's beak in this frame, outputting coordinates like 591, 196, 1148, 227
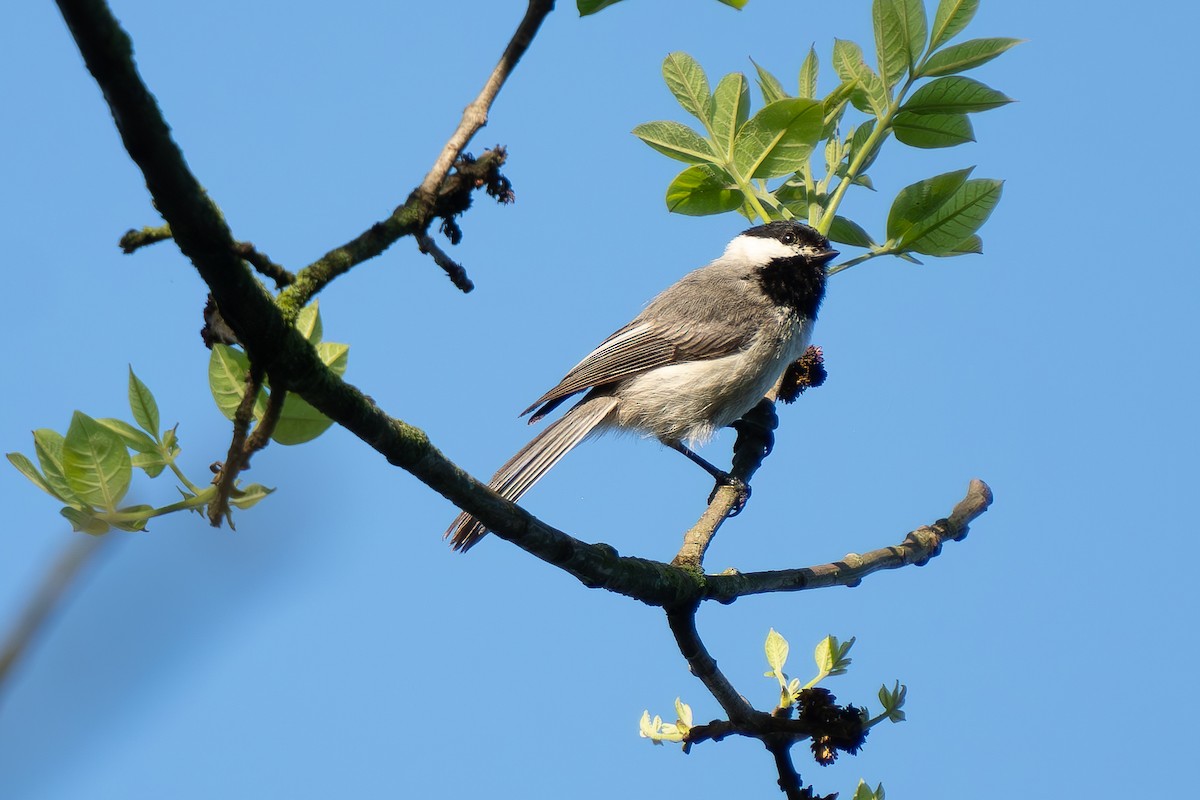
814, 248, 839, 265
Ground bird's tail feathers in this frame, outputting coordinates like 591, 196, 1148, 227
446, 395, 619, 551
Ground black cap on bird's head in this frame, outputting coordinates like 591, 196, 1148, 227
739, 220, 839, 266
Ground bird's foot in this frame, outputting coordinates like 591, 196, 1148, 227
707, 473, 751, 516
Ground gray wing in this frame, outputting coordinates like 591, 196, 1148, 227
521, 315, 753, 422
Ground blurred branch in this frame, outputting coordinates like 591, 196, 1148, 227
0, 535, 111, 695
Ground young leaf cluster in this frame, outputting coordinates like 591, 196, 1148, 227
639, 697, 693, 745
6, 368, 271, 535
633, 0, 1018, 274
208, 301, 349, 446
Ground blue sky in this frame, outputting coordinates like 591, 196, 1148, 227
1, 1, 1196, 797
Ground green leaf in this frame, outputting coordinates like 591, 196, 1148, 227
893, 110, 974, 148
269, 339, 346, 444
847, 120, 879, 172
209, 345, 265, 421
765, 628, 790, 674
34, 429, 83, 506
853, 780, 885, 800
751, 58, 789, 104
632, 121, 717, 165
874, 0, 926, 88
229, 483, 275, 510
131, 451, 167, 478
929, 0, 979, 52
902, 76, 1012, 115
829, 216, 875, 248
61, 507, 110, 536
919, 37, 1023, 78
943, 234, 983, 255
270, 394, 335, 446
813, 635, 835, 675
7, 452, 56, 498
773, 178, 808, 207
577, 0, 623, 14
317, 342, 350, 377
127, 367, 160, 437
63, 411, 132, 511
732, 98, 823, 179
662, 52, 714, 123
887, 167, 974, 240
294, 301, 323, 343
97, 418, 158, 455
717, 0, 749, 7
665, 165, 744, 216
798, 46, 818, 99
711, 73, 750, 156
899, 178, 1003, 255
832, 39, 888, 116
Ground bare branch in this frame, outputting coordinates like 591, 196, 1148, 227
234, 241, 294, 289
673, 398, 778, 569
704, 480, 994, 602
416, 232, 474, 293
667, 606, 757, 722
415, 0, 555, 203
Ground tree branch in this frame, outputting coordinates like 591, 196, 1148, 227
673, 399, 778, 569
666, 605, 757, 723
703, 479, 993, 602
56, 0, 992, 613
275, 0, 552, 307
415, 0, 555, 203
416, 232, 474, 293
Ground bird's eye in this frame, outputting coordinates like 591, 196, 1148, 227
781, 231, 797, 245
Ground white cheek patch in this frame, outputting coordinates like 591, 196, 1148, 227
722, 234, 795, 264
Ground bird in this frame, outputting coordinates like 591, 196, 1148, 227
446, 220, 837, 551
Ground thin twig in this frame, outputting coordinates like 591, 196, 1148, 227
209, 367, 264, 527
415, 0, 555, 203
416, 232, 474, 293
234, 241, 294, 289
0, 535, 111, 697
244, 386, 286, 455
118, 223, 172, 253
120, 226, 294, 289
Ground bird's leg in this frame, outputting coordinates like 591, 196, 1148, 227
666, 441, 751, 516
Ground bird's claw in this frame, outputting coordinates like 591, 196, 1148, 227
707, 473, 751, 516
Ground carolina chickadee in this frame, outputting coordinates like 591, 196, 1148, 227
447, 220, 837, 550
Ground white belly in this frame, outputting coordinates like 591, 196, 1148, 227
610, 316, 811, 445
